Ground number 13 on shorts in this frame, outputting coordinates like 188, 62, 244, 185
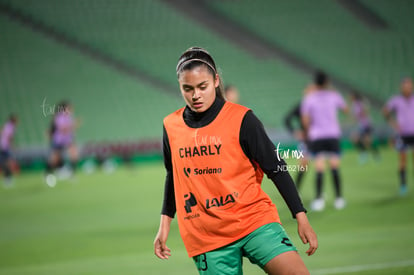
194, 253, 208, 271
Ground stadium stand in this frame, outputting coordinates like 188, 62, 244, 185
2, 0, 408, 163
362, 0, 414, 32
0, 0, 312, 149
207, 0, 414, 101
0, 12, 183, 147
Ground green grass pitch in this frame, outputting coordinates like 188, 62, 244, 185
0, 147, 413, 274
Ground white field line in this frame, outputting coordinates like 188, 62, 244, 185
311, 259, 414, 275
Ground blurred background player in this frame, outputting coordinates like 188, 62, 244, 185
383, 77, 414, 196
46, 109, 64, 171
45, 101, 79, 186
224, 85, 240, 104
350, 91, 380, 164
0, 114, 18, 188
284, 83, 316, 190
301, 71, 348, 211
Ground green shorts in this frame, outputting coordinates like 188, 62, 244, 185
193, 222, 297, 275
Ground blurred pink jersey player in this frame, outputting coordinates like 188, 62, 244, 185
350, 92, 379, 163
0, 114, 18, 187
301, 71, 348, 211
224, 85, 240, 104
45, 101, 79, 186
383, 77, 414, 195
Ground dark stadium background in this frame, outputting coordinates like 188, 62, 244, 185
2, 0, 413, 167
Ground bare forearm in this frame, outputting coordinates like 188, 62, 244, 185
159, 215, 172, 229
296, 212, 309, 224
301, 115, 310, 136
154, 215, 173, 259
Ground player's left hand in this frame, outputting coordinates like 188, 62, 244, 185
296, 212, 318, 256
154, 236, 172, 260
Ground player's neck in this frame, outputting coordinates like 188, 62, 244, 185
183, 97, 224, 128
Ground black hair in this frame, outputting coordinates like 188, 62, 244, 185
351, 91, 362, 100
176, 47, 224, 100
57, 100, 71, 114
314, 71, 328, 87
8, 113, 17, 123
224, 85, 235, 93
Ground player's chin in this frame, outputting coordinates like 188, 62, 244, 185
191, 104, 205, 112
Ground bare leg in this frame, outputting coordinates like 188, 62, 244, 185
48, 150, 61, 172
329, 155, 345, 208
68, 144, 79, 173
314, 155, 325, 198
311, 155, 326, 211
264, 251, 309, 275
399, 151, 407, 195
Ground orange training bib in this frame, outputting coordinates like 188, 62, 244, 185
163, 102, 280, 257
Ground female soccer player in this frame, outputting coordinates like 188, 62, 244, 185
284, 84, 316, 190
45, 101, 79, 186
0, 114, 17, 187
301, 72, 348, 211
224, 85, 240, 103
383, 77, 414, 196
154, 47, 317, 274
350, 91, 379, 163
